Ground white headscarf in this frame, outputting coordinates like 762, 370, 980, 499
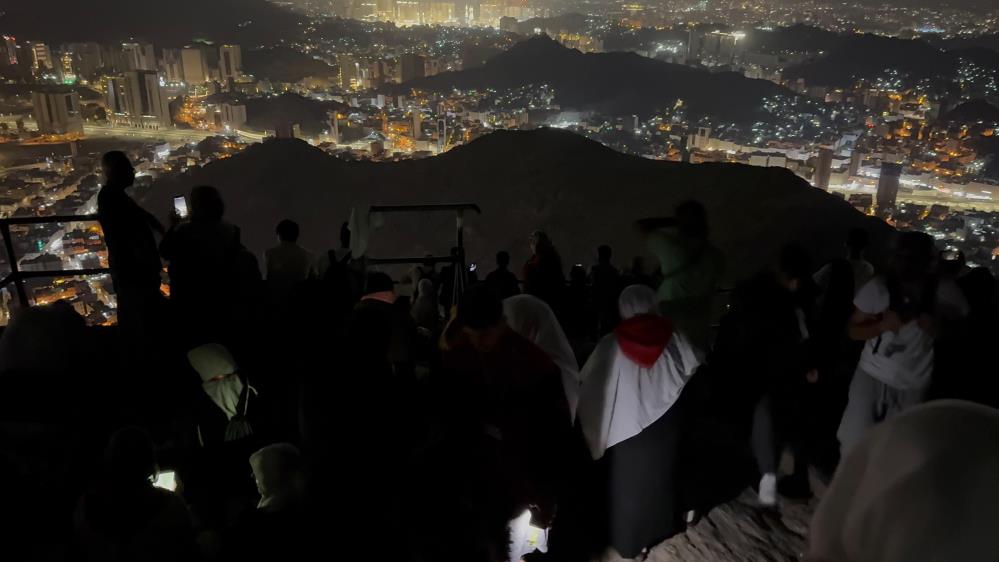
187, 343, 243, 420
250, 443, 303, 511
504, 294, 581, 421
577, 285, 702, 460
808, 400, 999, 562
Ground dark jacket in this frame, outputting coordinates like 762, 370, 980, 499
97, 185, 162, 293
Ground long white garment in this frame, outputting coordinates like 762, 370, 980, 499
577, 285, 703, 460
810, 400, 999, 562
504, 294, 581, 421
188, 343, 243, 420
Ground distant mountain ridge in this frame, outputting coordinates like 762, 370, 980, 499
392, 35, 791, 123
946, 100, 999, 124
144, 128, 890, 280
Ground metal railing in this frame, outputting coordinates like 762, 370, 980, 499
0, 214, 111, 307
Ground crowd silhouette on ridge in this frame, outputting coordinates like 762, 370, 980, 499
4, 150, 999, 562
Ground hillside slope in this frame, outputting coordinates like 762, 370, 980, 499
145, 128, 891, 280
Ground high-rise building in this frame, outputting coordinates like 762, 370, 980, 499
375, 0, 396, 20
848, 149, 864, 177
105, 76, 128, 115
219, 45, 242, 82
181, 47, 208, 84
396, 0, 421, 23
424, 58, 442, 77
31, 89, 84, 135
814, 147, 834, 190
122, 43, 156, 71
68, 43, 104, 80
352, 0, 377, 19
30, 42, 53, 70
58, 52, 77, 83
337, 55, 359, 89
477, 1, 503, 26
399, 53, 425, 84
221, 103, 247, 129
161, 49, 184, 83
106, 71, 171, 128
329, 110, 343, 142
0, 36, 17, 66
428, 1, 455, 23
127, 70, 171, 126
412, 109, 422, 139
437, 116, 447, 153
876, 162, 902, 214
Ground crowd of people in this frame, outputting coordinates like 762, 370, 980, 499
5, 150, 999, 561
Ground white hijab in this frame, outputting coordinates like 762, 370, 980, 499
187, 343, 243, 420
503, 294, 581, 421
250, 443, 303, 510
577, 285, 702, 460
809, 400, 999, 562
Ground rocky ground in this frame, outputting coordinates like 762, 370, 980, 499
646, 489, 817, 562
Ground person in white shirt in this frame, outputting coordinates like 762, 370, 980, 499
837, 232, 968, 453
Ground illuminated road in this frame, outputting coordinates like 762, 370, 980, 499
82, 124, 213, 143
1, 116, 227, 144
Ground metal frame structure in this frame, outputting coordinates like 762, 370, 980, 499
0, 214, 111, 307
365, 203, 481, 306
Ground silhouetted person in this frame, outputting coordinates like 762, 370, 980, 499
523, 230, 566, 318
412, 278, 441, 333
563, 264, 594, 341
444, 284, 574, 528
407, 254, 439, 291
810, 229, 873, 477
814, 228, 874, 299
622, 256, 654, 289
503, 294, 581, 421
590, 245, 622, 335
160, 186, 260, 348
312, 221, 361, 319
352, 272, 418, 379
97, 151, 164, 344
315, 222, 353, 279
73, 427, 198, 562
265, 219, 314, 286
636, 200, 725, 351
485, 251, 521, 300
729, 244, 819, 504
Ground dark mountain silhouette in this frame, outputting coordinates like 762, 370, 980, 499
744, 24, 844, 54
243, 47, 338, 84
242, 93, 348, 136
514, 13, 588, 35
393, 35, 791, 123
0, 0, 301, 44
945, 100, 999, 124
144, 128, 890, 280
783, 33, 957, 86
777, 29, 999, 88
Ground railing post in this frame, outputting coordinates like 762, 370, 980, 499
0, 222, 28, 307
454, 208, 467, 306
